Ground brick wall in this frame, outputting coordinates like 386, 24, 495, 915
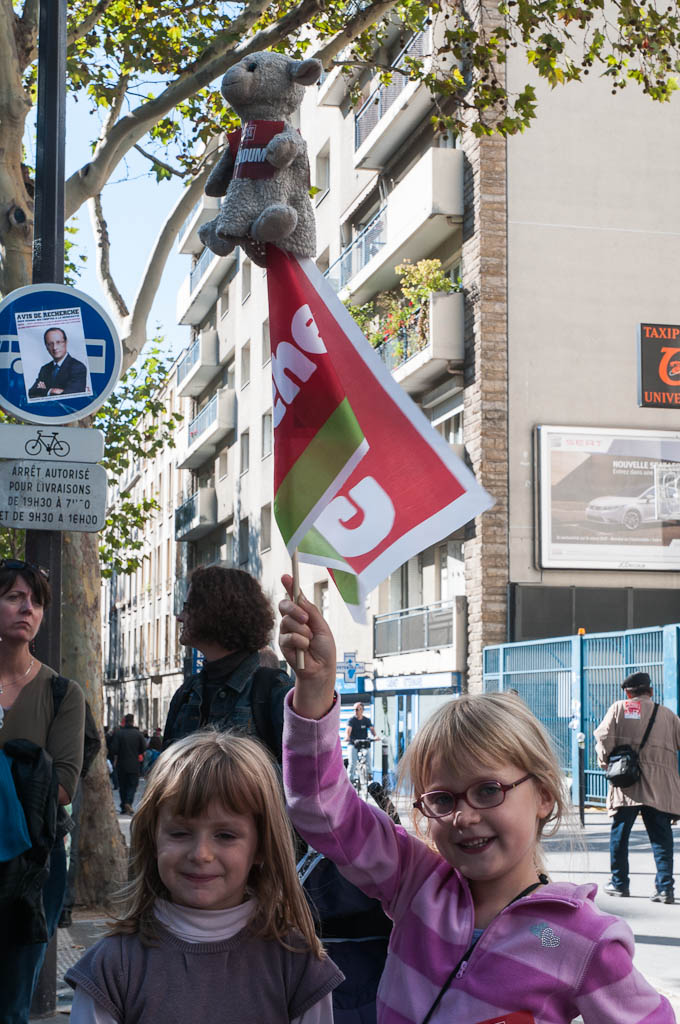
461, 119, 510, 690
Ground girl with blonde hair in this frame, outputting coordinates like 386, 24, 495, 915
279, 577, 674, 1024
66, 730, 342, 1023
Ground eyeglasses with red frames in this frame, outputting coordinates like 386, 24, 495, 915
414, 774, 535, 819
0, 559, 50, 580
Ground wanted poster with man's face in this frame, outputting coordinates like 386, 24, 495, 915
17, 306, 93, 402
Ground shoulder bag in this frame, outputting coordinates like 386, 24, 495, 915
605, 702, 659, 788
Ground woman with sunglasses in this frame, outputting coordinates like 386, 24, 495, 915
0, 558, 85, 1024
278, 577, 673, 1024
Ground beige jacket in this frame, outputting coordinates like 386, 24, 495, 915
594, 694, 680, 816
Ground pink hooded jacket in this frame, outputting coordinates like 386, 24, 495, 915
284, 694, 674, 1024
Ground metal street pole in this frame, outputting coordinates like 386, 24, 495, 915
25, 1, 66, 669
27, 0, 67, 1016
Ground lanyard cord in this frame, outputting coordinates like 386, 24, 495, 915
419, 873, 549, 1024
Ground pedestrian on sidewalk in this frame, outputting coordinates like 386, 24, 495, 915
110, 714, 145, 814
279, 577, 676, 1024
595, 671, 680, 904
65, 730, 343, 1023
0, 558, 85, 1023
162, 566, 290, 757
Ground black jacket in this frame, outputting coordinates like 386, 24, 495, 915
28, 353, 88, 398
110, 725, 146, 775
163, 652, 290, 761
0, 739, 58, 946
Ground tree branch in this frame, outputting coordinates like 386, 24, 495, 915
119, 148, 218, 368
63, 0, 392, 219
133, 144, 185, 178
88, 193, 129, 321
312, 0, 399, 68
0, 2, 32, 120
67, 0, 117, 46
330, 58, 410, 76
101, 73, 129, 140
20, 0, 39, 36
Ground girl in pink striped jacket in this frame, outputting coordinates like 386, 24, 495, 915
278, 577, 674, 1024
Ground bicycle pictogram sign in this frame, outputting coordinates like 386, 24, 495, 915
24, 430, 71, 458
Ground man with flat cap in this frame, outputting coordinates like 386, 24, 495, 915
595, 671, 680, 903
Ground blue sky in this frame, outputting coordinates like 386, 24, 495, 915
42, 95, 193, 364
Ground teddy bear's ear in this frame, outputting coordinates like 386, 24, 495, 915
290, 58, 322, 87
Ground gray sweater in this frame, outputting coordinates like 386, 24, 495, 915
65, 922, 343, 1023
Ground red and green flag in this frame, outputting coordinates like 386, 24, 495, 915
266, 245, 493, 621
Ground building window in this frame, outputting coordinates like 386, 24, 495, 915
219, 277, 230, 319
262, 320, 270, 365
315, 580, 329, 619
260, 503, 272, 552
315, 143, 330, 204
218, 450, 228, 479
241, 340, 251, 388
241, 260, 251, 303
435, 409, 463, 446
240, 430, 250, 474
261, 411, 272, 458
226, 359, 236, 391
239, 517, 249, 566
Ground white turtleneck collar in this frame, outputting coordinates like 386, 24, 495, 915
154, 896, 256, 943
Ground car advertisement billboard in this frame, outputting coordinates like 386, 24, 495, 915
537, 426, 680, 570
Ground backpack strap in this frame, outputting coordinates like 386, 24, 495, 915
638, 702, 659, 753
51, 674, 69, 717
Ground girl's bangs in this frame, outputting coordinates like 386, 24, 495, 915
157, 743, 265, 821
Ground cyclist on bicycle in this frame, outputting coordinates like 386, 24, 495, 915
345, 701, 378, 785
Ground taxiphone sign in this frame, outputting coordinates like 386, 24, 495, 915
638, 322, 680, 407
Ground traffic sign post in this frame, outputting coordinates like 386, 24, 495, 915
0, 283, 122, 425
0, 460, 107, 533
26, 2, 66, 1015
1, 423, 105, 462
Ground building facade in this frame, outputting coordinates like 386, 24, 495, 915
101, 363, 189, 731
103, 17, 680, 765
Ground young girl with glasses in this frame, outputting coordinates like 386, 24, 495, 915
65, 731, 343, 1023
278, 578, 674, 1024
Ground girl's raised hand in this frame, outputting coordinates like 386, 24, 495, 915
279, 574, 336, 720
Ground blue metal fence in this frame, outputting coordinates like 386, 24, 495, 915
483, 624, 680, 805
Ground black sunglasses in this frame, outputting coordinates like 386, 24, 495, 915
0, 559, 50, 580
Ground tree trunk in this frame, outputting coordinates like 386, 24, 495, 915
61, 528, 127, 906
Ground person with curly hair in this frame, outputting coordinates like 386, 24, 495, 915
162, 566, 291, 761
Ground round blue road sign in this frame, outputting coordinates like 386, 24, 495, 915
0, 284, 122, 425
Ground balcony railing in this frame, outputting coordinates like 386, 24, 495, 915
190, 246, 215, 293
187, 393, 217, 446
374, 600, 454, 657
179, 198, 202, 244
325, 206, 387, 292
177, 338, 200, 385
375, 306, 427, 372
354, 31, 428, 150
175, 490, 199, 535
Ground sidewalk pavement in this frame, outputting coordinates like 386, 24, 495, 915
35, 804, 680, 1021
544, 808, 680, 1019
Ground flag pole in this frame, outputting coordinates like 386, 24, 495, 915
291, 549, 305, 671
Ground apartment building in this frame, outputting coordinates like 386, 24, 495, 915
104, 17, 680, 761
101, 362, 189, 730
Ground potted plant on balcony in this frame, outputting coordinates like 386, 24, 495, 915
345, 258, 460, 365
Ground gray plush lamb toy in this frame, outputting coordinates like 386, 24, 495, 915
198, 51, 322, 267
